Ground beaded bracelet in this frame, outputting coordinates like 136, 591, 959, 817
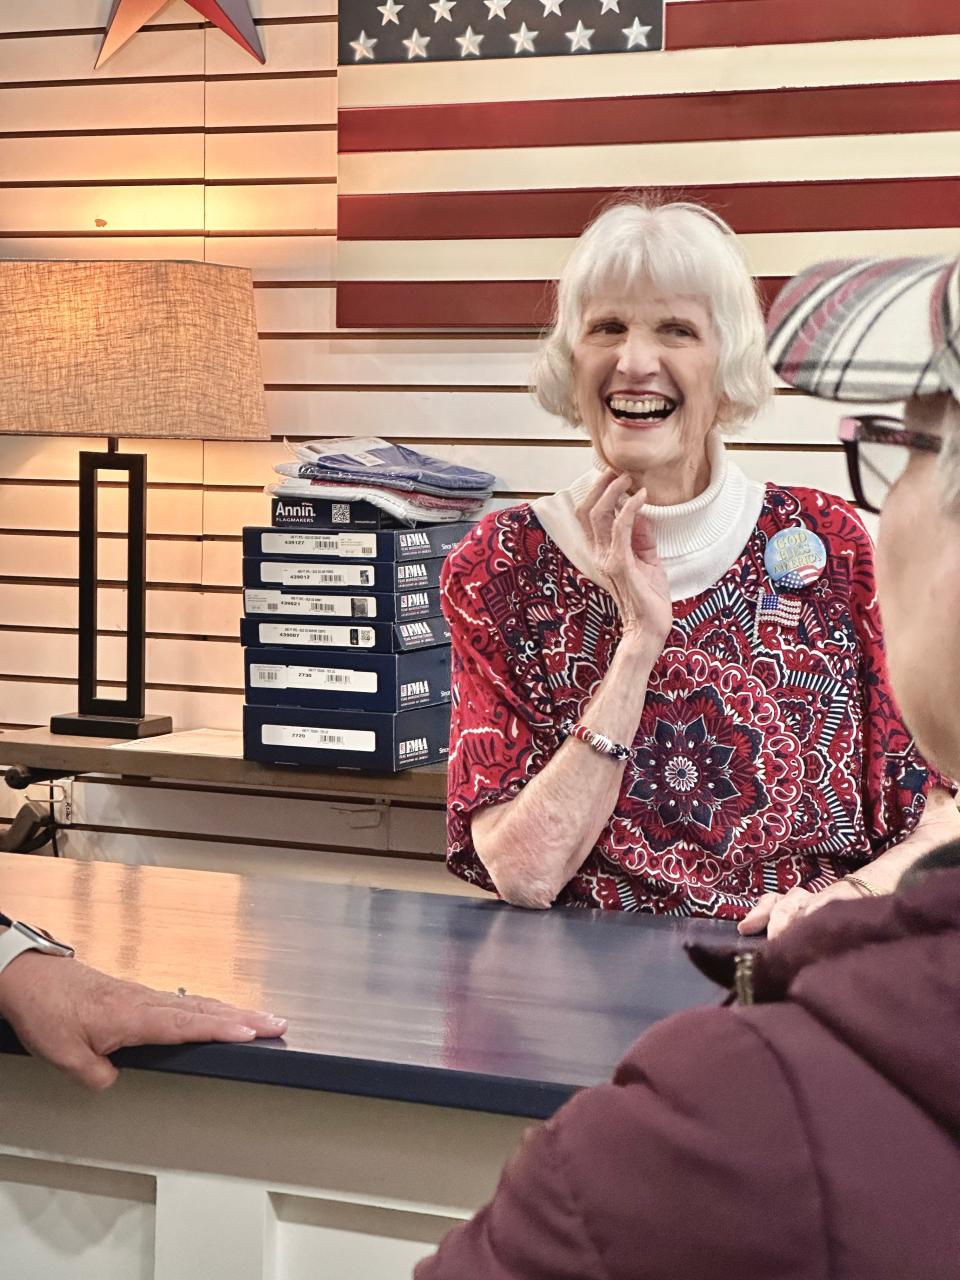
561, 719, 634, 762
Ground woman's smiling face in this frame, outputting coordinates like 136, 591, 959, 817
571, 285, 722, 504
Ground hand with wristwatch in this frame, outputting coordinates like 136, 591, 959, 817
0, 910, 287, 1089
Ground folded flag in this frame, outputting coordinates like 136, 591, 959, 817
290, 437, 496, 493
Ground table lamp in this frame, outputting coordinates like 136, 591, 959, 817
0, 259, 269, 738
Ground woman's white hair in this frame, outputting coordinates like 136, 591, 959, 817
531, 198, 775, 431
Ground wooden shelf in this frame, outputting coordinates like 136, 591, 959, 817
0, 726, 448, 805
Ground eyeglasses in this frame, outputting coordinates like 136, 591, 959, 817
838, 415, 943, 515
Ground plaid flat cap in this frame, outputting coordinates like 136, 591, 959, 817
766, 256, 960, 403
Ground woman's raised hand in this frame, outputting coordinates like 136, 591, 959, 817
576, 468, 673, 651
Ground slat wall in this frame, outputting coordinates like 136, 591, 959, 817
0, 0, 930, 881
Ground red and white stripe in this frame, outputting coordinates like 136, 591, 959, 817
336, 0, 960, 328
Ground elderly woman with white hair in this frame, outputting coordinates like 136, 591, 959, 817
441, 200, 958, 935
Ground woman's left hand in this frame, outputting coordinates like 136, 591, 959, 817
738, 879, 867, 939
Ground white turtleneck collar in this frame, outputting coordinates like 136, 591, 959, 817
531, 432, 765, 602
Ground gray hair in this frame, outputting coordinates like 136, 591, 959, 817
531, 199, 774, 431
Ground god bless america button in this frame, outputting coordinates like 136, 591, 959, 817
764, 526, 827, 591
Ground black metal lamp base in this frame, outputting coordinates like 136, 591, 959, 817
50, 712, 173, 740
57, 449, 173, 742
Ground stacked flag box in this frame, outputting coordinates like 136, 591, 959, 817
241, 520, 473, 772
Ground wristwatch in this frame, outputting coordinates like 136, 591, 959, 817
0, 910, 74, 976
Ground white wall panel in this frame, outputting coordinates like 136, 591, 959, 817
204, 182, 336, 233
205, 235, 335, 278
254, 285, 337, 332
205, 489, 273, 534
206, 79, 337, 128
204, 21, 336, 75
1, 485, 202, 535
0, 534, 203, 584
0, 584, 241, 637
0, 632, 241, 688
0, 438, 201, 483
4, 0, 335, 24
0, 133, 204, 181
0, 185, 205, 233
0, 679, 242, 730
0, 30, 203, 83
0, 82, 205, 132
257, 336, 538, 386
205, 131, 336, 181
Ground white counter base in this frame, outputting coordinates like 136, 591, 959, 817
0, 1058, 531, 1279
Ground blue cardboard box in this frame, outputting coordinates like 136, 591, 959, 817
271, 495, 404, 529
243, 555, 446, 593
243, 523, 473, 563
243, 585, 443, 624
243, 702, 451, 772
244, 645, 450, 712
240, 615, 449, 653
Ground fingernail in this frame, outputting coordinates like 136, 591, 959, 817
234, 1025, 257, 1038
263, 1015, 287, 1028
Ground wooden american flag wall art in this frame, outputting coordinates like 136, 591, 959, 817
335, 0, 960, 329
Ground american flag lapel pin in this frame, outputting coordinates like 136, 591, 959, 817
752, 591, 802, 645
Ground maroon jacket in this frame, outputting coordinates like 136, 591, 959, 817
416, 872, 960, 1279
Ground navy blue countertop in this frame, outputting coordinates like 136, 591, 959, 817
0, 853, 740, 1118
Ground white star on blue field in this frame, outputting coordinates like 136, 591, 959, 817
339, 0, 662, 63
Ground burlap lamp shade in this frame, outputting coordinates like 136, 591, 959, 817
0, 259, 268, 440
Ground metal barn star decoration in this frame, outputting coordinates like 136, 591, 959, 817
96, 0, 265, 69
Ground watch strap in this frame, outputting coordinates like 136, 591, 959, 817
0, 921, 74, 975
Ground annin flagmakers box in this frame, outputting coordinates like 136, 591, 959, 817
242, 523, 473, 563
243, 702, 451, 772
271, 495, 404, 529
243, 585, 443, 624
240, 615, 450, 653
244, 645, 451, 713
243, 555, 446, 593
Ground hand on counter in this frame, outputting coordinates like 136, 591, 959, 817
0, 952, 287, 1090
738, 879, 866, 939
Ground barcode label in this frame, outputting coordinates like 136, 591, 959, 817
250, 664, 286, 687
258, 623, 376, 648
251, 592, 377, 619
250, 664, 379, 692
244, 590, 280, 614
265, 563, 376, 588
295, 666, 378, 692
261, 724, 377, 753
261, 531, 377, 559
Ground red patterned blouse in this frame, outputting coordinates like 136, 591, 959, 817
442, 485, 945, 918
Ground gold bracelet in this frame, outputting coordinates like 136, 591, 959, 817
845, 874, 881, 898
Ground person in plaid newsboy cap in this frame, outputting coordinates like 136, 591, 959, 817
767, 254, 960, 781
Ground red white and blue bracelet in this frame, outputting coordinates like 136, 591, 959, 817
561, 719, 635, 762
